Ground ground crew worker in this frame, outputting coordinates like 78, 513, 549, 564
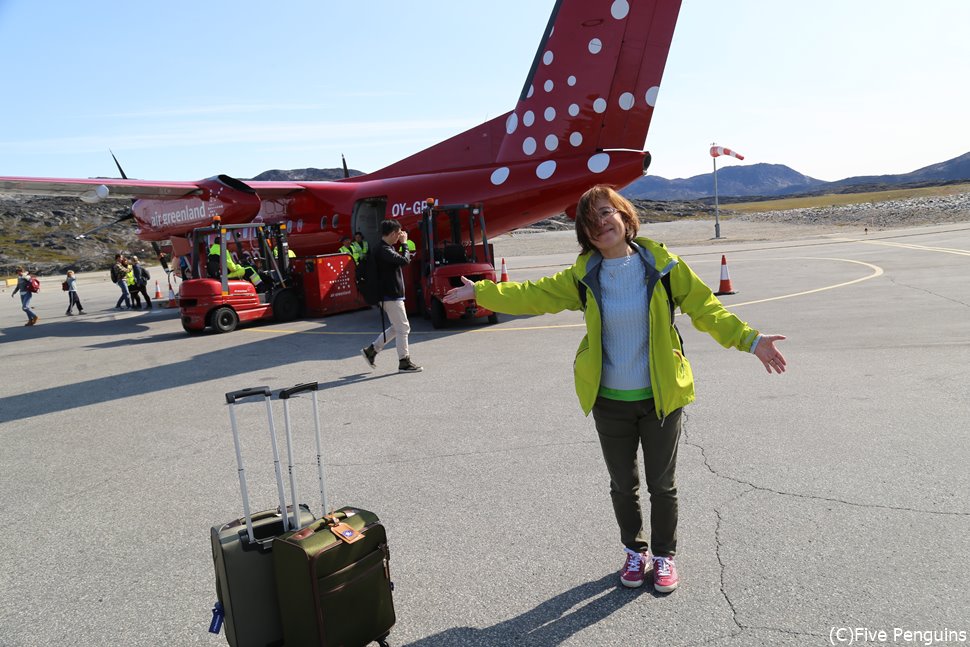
239, 254, 265, 291
208, 236, 223, 257
226, 254, 246, 280
352, 232, 369, 262
273, 243, 296, 259
339, 236, 359, 264
207, 236, 224, 278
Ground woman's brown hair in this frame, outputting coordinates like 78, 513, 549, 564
574, 185, 640, 254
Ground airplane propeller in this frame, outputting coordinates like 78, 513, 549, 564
109, 151, 173, 273
76, 151, 171, 275
73, 209, 134, 240
110, 149, 129, 179
74, 149, 135, 240
342, 154, 350, 179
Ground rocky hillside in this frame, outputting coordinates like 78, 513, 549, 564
0, 195, 154, 277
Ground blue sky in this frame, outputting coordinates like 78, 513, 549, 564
0, 1, 967, 183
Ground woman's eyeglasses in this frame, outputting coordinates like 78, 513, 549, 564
593, 206, 619, 221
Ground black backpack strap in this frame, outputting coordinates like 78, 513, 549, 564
661, 272, 674, 321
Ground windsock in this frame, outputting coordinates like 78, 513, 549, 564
710, 146, 744, 160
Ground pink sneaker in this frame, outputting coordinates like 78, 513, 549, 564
619, 548, 649, 588
652, 555, 679, 593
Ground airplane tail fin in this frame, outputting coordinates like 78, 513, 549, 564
366, 0, 681, 180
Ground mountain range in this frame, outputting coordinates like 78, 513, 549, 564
621, 151, 970, 201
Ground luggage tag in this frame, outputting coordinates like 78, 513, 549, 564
329, 521, 365, 544
208, 601, 224, 634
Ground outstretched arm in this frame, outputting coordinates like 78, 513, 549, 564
752, 334, 787, 374
442, 268, 581, 315
442, 276, 475, 304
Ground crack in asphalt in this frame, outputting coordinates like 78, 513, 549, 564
681, 423, 968, 517
680, 415, 967, 644
713, 502, 745, 632
887, 276, 970, 308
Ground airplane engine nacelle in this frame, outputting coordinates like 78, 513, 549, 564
132, 175, 263, 240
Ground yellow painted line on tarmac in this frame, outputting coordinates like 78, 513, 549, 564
830, 237, 970, 257
243, 257, 883, 335
724, 257, 883, 309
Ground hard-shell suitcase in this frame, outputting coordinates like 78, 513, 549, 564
272, 382, 395, 647
209, 386, 316, 647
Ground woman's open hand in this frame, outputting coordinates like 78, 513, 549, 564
754, 334, 787, 374
442, 276, 475, 304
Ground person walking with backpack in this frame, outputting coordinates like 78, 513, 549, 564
64, 270, 84, 315
11, 267, 40, 325
130, 256, 152, 310
443, 185, 787, 593
360, 219, 422, 373
111, 254, 132, 310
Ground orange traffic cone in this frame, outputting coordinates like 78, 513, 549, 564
154, 280, 162, 299
499, 258, 509, 282
714, 255, 736, 296
166, 283, 178, 308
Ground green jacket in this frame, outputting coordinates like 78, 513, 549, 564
339, 244, 358, 263
473, 237, 760, 417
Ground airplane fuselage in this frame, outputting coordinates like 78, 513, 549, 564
134, 149, 649, 255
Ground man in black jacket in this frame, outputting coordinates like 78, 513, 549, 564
360, 219, 423, 373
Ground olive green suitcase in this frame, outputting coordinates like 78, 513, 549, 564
211, 505, 315, 647
273, 508, 394, 647
272, 383, 395, 647
209, 386, 317, 647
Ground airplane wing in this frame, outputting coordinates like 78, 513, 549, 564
0, 176, 311, 200
0, 176, 203, 199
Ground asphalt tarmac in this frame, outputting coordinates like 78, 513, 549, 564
2, 222, 969, 647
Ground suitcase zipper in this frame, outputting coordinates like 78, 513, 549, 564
314, 542, 389, 589
318, 550, 389, 597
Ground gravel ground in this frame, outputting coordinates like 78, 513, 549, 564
493, 189, 970, 257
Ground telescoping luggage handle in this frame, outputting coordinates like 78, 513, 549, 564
224, 386, 293, 546
278, 382, 330, 528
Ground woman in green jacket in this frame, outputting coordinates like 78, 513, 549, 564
443, 185, 787, 593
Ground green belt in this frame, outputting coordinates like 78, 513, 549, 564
598, 385, 653, 402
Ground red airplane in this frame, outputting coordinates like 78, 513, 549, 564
0, 0, 682, 260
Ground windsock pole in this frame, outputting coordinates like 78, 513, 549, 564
712, 152, 721, 239
710, 145, 745, 240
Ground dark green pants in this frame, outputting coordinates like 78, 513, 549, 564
592, 397, 682, 557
